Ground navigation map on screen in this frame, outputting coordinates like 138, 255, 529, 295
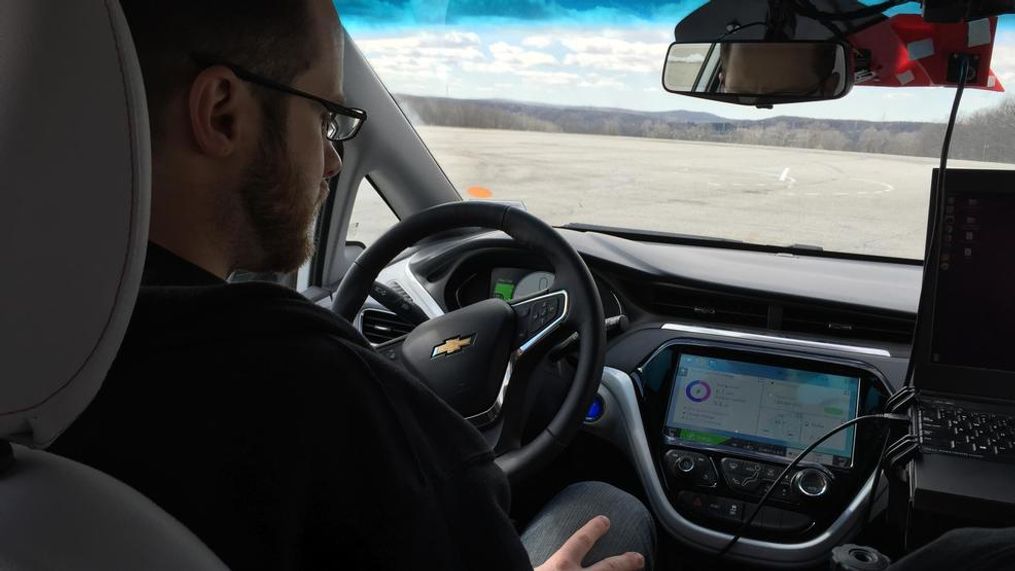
664, 354, 860, 468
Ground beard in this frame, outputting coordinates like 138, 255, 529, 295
237, 105, 325, 274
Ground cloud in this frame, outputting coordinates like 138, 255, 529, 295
521, 35, 555, 48
990, 32, 1015, 86
351, 25, 676, 94
578, 74, 627, 88
560, 36, 667, 73
517, 69, 581, 85
667, 53, 705, 64
489, 42, 558, 66
357, 31, 487, 81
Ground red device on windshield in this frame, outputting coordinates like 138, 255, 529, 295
848, 14, 1004, 91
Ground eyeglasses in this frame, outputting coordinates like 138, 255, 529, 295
193, 57, 366, 143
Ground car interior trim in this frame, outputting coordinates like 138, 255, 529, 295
660, 323, 892, 358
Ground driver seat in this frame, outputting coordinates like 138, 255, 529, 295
0, 1, 224, 568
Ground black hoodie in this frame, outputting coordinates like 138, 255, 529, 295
52, 244, 531, 570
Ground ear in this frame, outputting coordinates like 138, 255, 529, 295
187, 66, 253, 157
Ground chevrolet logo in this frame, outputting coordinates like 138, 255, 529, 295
431, 334, 477, 359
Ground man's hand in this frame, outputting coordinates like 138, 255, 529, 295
534, 516, 646, 571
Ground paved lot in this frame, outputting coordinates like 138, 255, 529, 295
351, 126, 1014, 259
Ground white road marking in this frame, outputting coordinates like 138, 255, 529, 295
850, 178, 895, 193
779, 167, 791, 182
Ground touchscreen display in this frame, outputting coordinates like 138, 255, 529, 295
664, 353, 860, 468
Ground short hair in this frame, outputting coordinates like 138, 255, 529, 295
119, 0, 315, 139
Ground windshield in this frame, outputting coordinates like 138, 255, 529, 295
341, 1, 1015, 260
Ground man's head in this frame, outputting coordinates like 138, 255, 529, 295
121, 0, 345, 277
720, 42, 841, 97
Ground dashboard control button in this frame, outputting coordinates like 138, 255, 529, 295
699, 466, 718, 486
676, 491, 704, 512
793, 468, 831, 498
726, 473, 761, 492
666, 451, 718, 487
774, 483, 798, 502
760, 481, 799, 502
675, 455, 696, 474
663, 450, 683, 477
720, 458, 765, 492
704, 497, 724, 519
720, 499, 744, 522
761, 464, 781, 481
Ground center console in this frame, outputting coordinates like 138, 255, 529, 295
635, 341, 891, 543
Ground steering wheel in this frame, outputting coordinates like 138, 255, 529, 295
333, 202, 605, 482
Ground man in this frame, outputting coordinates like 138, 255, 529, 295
719, 42, 842, 96
51, 1, 653, 569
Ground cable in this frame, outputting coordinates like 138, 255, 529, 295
864, 425, 893, 525
902, 53, 972, 389
716, 413, 910, 559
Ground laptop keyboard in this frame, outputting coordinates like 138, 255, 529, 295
918, 402, 1015, 462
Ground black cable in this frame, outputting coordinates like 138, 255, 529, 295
864, 425, 893, 525
716, 413, 910, 559
902, 54, 971, 389
716, 21, 769, 41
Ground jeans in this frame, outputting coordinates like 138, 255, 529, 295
888, 527, 1015, 570
521, 481, 656, 570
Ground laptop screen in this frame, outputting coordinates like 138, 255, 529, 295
931, 189, 1015, 372
915, 169, 1015, 399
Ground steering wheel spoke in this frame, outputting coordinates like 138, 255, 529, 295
509, 289, 569, 353
373, 335, 408, 365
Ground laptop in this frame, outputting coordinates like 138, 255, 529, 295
910, 168, 1015, 519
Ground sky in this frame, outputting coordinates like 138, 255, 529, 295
339, 1, 1015, 123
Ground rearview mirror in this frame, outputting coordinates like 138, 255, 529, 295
662, 40, 853, 107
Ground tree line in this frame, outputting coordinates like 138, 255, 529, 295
398, 94, 1015, 163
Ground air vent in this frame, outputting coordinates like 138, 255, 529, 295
648, 285, 768, 328
360, 308, 415, 344
781, 305, 913, 344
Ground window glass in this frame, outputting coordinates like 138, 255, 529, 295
348, 178, 399, 246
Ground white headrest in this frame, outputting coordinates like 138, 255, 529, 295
0, 0, 150, 447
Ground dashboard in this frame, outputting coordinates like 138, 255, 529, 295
351, 227, 919, 567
